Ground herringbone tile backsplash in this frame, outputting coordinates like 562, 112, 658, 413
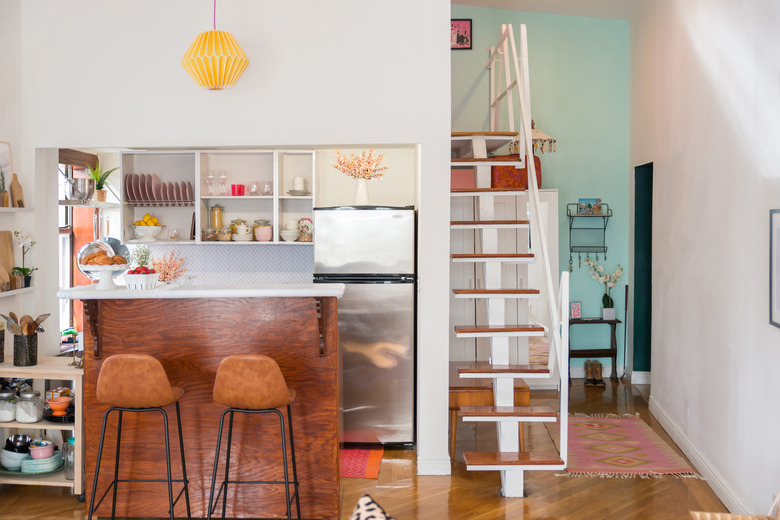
141, 244, 313, 285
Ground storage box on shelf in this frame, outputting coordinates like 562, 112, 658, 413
0, 356, 84, 495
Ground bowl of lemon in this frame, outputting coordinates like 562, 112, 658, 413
133, 213, 164, 242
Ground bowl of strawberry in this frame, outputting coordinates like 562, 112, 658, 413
124, 266, 160, 290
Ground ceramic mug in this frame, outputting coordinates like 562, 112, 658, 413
236, 223, 251, 235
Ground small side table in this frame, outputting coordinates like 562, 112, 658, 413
568, 318, 622, 383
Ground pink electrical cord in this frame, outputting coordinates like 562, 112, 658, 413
213, 0, 217, 30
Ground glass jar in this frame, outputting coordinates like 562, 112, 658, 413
64, 437, 75, 480
217, 227, 232, 241
15, 389, 43, 423
253, 219, 272, 242
230, 218, 246, 235
202, 227, 217, 241
210, 204, 224, 229
0, 388, 15, 422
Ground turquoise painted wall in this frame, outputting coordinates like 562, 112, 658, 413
451, 6, 630, 372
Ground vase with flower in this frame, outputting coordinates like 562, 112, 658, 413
332, 148, 388, 205
12, 230, 37, 289
584, 258, 623, 320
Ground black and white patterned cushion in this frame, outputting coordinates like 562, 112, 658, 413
348, 494, 397, 520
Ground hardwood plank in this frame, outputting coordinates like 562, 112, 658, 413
457, 361, 550, 375
463, 451, 564, 466
451, 253, 534, 260
451, 187, 527, 193
451, 157, 521, 163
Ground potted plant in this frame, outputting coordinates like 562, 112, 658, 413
85, 161, 119, 202
12, 230, 37, 288
0, 166, 7, 207
584, 258, 623, 320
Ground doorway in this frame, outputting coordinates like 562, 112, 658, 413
633, 163, 652, 374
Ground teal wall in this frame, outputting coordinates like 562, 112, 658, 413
451, 6, 630, 371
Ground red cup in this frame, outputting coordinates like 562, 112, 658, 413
231, 184, 245, 196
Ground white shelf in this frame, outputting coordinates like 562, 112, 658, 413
0, 206, 33, 212
0, 287, 34, 299
0, 419, 75, 430
0, 469, 73, 487
201, 195, 274, 200
58, 199, 120, 209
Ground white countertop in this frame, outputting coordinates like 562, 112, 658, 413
56, 283, 345, 300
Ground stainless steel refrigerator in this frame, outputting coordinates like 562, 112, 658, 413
313, 206, 416, 445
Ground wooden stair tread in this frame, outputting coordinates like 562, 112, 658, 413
463, 451, 563, 467
451, 253, 534, 259
451, 157, 522, 163
453, 289, 540, 295
451, 187, 527, 193
451, 131, 518, 137
457, 361, 550, 375
454, 325, 545, 334
459, 405, 557, 418
450, 362, 529, 390
451, 219, 530, 226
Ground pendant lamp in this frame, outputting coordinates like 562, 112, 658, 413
181, 0, 249, 90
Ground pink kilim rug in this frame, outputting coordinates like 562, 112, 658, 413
547, 415, 700, 478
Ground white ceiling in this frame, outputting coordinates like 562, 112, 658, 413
451, 0, 640, 20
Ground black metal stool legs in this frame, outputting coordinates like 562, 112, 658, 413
207, 407, 301, 520
87, 406, 191, 520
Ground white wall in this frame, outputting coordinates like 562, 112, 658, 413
631, 0, 780, 513
13, 0, 452, 474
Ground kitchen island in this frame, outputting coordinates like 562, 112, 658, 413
57, 283, 344, 519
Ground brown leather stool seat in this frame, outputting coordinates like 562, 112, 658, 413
207, 354, 300, 520
88, 354, 191, 520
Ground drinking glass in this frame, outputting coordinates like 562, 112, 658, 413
205, 175, 216, 196
218, 172, 228, 196
261, 181, 273, 196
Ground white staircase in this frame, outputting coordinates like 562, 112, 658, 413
449, 24, 569, 498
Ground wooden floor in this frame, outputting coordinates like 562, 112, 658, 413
0, 379, 727, 519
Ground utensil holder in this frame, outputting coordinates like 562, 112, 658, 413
13, 334, 37, 367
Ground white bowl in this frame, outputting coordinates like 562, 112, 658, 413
133, 225, 164, 241
124, 272, 160, 290
280, 230, 298, 242
1, 448, 29, 470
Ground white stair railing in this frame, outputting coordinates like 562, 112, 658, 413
489, 22, 568, 463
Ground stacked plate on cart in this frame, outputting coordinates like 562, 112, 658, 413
125, 173, 194, 206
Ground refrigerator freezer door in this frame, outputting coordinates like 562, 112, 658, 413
314, 208, 415, 274
339, 281, 415, 444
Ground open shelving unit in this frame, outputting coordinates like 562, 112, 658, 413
0, 356, 84, 496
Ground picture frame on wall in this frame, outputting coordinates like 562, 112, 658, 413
578, 198, 603, 215
770, 209, 780, 328
451, 19, 472, 50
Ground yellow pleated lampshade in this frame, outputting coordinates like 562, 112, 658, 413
181, 30, 249, 90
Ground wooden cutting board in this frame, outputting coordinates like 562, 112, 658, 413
10, 174, 23, 208
0, 265, 9, 292
0, 231, 15, 288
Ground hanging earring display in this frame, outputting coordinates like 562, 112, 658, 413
569, 255, 573, 272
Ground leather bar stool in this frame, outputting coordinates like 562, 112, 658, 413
207, 354, 300, 520
87, 354, 191, 520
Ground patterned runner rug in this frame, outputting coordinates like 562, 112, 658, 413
547, 415, 700, 478
340, 447, 384, 479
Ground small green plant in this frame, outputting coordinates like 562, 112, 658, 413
85, 161, 119, 190
132, 245, 151, 267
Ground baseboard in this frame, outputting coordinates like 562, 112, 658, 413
416, 458, 452, 475
631, 371, 651, 384
648, 395, 747, 514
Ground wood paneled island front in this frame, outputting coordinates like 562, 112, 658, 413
57, 284, 345, 519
